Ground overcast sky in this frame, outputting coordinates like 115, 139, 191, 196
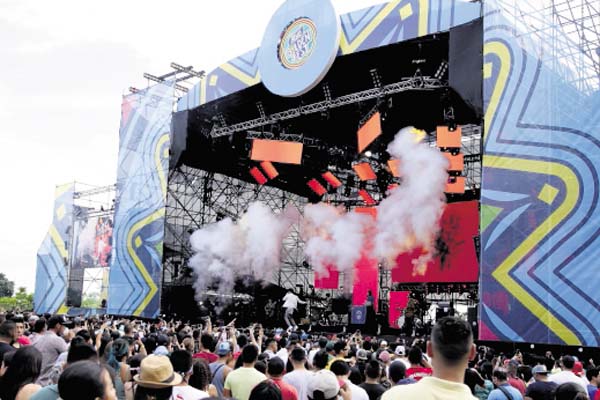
0, 0, 386, 292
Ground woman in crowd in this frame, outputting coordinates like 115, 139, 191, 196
108, 338, 132, 384
188, 358, 218, 397
132, 355, 182, 400
58, 360, 117, 400
0, 346, 43, 400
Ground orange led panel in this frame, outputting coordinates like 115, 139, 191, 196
387, 159, 401, 178
442, 153, 464, 172
260, 161, 279, 179
436, 125, 462, 149
321, 171, 342, 188
358, 189, 377, 205
357, 112, 382, 153
249, 167, 268, 185
353, 162, 377, 181
355, 207, 377, 219
387, 183, 399, 192
445, 176, 465, 194
307, 179, 327, 196
250, 139, 303, 165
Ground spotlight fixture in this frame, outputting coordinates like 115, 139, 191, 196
365, 151, 373, 158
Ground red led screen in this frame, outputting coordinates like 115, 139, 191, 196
391, 201, 479, 283
314, 265, 339, 289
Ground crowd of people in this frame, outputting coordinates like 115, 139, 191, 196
0, 311, 598, 400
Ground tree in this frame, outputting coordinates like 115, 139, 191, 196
14, 287, 33, 310
0, 273, 14, 297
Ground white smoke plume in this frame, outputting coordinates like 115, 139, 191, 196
189, 127, 448, 298
374, 127, 448, 272
302, 203, 373, 288
188, 202, 298, 302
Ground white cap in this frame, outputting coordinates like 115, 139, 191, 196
307, 370, 339, 400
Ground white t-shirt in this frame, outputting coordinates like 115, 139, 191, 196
276, 348, 289, 365
308, 348, 319, 365
549, 371, 587, 392
171, 385, 209, 400
283, 293, 302, 309
345, 380, 369, 400
283, 369, 313, 400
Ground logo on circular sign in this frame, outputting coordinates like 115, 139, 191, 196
278, 17, 317, 70
258, 0, 340, 97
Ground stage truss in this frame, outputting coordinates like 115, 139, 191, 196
162, 123, 482, 313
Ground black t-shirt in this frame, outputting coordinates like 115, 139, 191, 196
0, 342, 16, 364
525, 380, 558, 400
359, 382, 386, 400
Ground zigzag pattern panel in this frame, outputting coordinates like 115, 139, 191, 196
107, 83, 174, 318
34, 184, 74, 314
177, 0, 481, 110
480, 0, 600, 346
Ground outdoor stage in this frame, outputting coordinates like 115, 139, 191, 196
35, 0, 600, 348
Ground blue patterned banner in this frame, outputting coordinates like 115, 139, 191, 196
480, 0, 600, 345
35, 184, 74, 314
107, 83, 174, 318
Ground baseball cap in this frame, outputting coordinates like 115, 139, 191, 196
379, 350, 391, 363
307, 370, 340, 400
394, 345, 405, 356
216, 342, 232, 356
573, 361, 584, 376
380, 340, 388, 348
356, 349, 368, 361
532, 365, 549, 375
154, 346, 169, 356
157, 334, 169, 346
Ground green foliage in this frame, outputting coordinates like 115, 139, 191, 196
0, 273, 15, 297
81, 292, 101, 309
0, 287, 33, 312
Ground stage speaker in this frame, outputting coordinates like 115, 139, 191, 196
351, 306, 366, 325
332, 297, 351, 315
467, 306, 479, 338
169, 110, 188, 169
449, 17, 483, 117
436, 302, 454, 320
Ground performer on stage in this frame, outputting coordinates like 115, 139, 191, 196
365, 290, 376, 332
282, 289, 306, 330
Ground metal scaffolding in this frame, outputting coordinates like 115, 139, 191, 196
495, 0, 600, 93
162, 165, 310, 310
66, 183, 116, 308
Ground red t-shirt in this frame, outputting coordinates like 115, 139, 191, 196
508, 377, 526, 396
272, 378, 298, 400
17, 336, 31, 346
192, 351, 218, 363
406, 367, 433, 381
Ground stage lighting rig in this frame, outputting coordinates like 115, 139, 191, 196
370, 68, 382, 88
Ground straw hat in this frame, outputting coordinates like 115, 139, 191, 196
133, 355, 183, 388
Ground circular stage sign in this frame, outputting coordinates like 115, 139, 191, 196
258, 0, 341, 97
